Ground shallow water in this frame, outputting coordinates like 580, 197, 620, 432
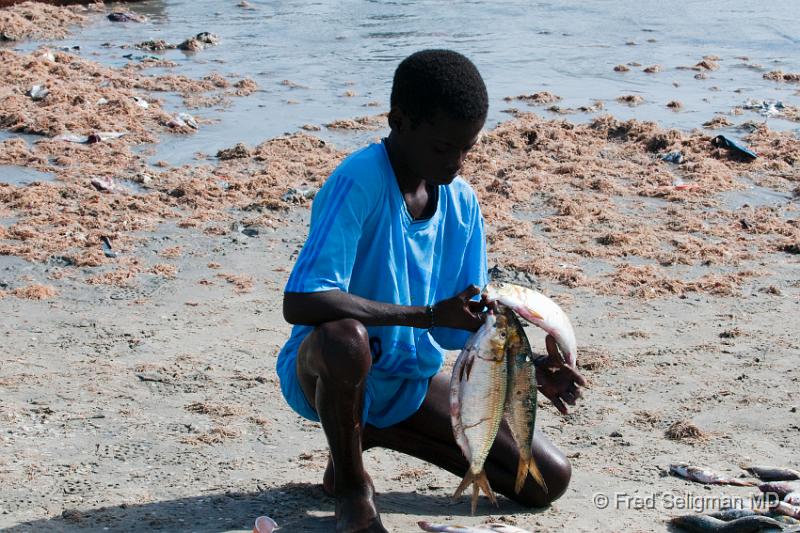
3, 0, 800, 166
0, 164, 54, 186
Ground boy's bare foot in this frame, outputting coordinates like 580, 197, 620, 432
335, 478, 386, 533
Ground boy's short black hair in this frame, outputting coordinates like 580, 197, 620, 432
390, 49, 488, 126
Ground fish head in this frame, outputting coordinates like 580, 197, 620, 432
488, 312, 508, 361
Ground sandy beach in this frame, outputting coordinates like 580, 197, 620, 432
1, 2, 799, 532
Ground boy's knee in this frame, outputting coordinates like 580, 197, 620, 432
314, 318, 371, 378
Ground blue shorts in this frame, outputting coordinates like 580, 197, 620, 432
276, 326, 431, 429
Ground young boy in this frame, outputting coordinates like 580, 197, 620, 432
278, 50, 584, 532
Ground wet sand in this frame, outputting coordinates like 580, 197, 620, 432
1, 3, 799, 532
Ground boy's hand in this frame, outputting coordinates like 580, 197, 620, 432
536, 335, 587, 415
433, 285, 493, 331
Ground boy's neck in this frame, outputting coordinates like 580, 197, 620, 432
384, 134, 425, 194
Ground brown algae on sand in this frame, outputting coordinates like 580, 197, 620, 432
1, 45, 798, 298
665, 420, 708, 441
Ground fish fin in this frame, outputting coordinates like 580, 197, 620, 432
471, 482, 480, 516
515, 307, 544, 323
514, 457, 528, 494
528, 459, 549, 495
453, 470, 475, 501
476, 471, 497, 508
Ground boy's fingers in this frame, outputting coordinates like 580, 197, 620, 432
551, 396, 568, 415
569, 367, 588, 388
461, 285, 480, 299
545, 335, 560, 359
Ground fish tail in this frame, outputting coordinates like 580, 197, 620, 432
454, 470, 497, 515
453, 470, 475, 501
528, 458, 549, 495
474, 470, 497, 515
514, 457, 528, 494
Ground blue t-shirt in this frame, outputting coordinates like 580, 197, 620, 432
276, 140, 487, 425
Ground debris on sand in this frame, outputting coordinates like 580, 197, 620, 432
0, 2, 86, 41
324, 114, 386, 130
665, 420, 708, 441
180, 425, 241, 445
107, 12, 146, 23
11, 283, 58, 300
504, 91, 561, 105
135, 39, 175, 52
617, 94, 645, 106
217, 273, 254, 293
576, 347, 612, 371
643, 64, 662, 74
185, 401, 244, 417
217, 143, 251, 160
613, 64, 630, 72
703, 115, 733, 129
666, 100, 683, 110
166, 112, 199, 131
711, 135, 757, 160
695, 59, 720, 71
178, 32, 220, 52
763, 70, 800, 83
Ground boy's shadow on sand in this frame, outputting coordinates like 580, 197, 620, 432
5, 482, 536, 532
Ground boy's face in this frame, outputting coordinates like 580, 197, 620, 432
391, 109, 485, 185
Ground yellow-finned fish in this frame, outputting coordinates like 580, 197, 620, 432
503, 308, 548, 496
450, 312, 509, 515
482, 282, 578, 368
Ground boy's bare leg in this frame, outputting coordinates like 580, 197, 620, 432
296, 319, 388, 533
324, 372, 571, 508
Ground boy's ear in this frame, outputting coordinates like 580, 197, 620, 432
387, 108, 407, 133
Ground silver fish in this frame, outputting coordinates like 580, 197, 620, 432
482, 282, 577, 368
450, 312, 508, 514
670, 464, 755, 487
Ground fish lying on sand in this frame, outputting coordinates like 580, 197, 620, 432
670, 464, 756, 487
482, 282, 578, 368
669, 513, 788, 532
707, 509, 761, 521
503, 309, 548, 495
450, 312, 509, 515
743, 466, 800, 481
760, 481, 800, 499
772, 502, 800, 520
418, 521, 533, 533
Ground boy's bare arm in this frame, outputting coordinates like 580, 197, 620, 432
283, 286, 488, 331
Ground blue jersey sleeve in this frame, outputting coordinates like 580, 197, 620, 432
430, 203, 489, 350
285, 173, 376, 293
